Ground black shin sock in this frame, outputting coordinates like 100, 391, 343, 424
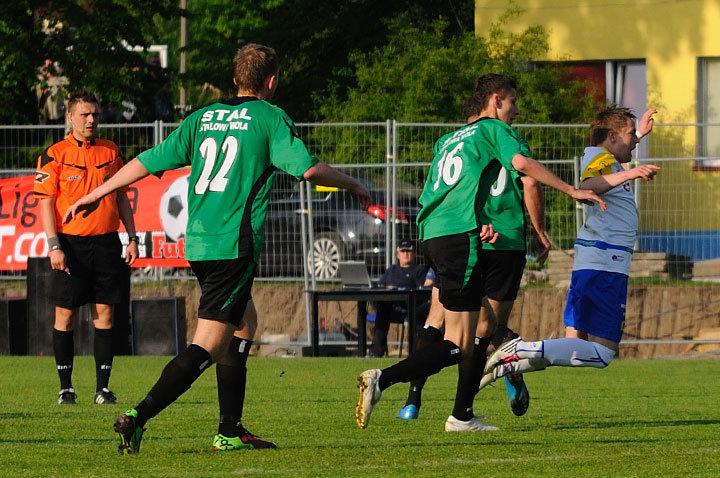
405, 326, 443, 407
217, 337, 253, 437
379, 340, 462, 391
451, 337, 492, 421
94, 328, 114, 391
53, 329, 74, 390
134, 344, 212, 426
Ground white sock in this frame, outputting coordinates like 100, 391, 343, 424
530, 338, 615, 368
514, 340, 545, 358
510, 357, 550, 374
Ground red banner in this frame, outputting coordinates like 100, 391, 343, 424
0, 169, 192, 270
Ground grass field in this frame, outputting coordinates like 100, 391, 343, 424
1, 355, 719, 477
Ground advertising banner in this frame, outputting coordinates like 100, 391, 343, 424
0, 169, 192, 270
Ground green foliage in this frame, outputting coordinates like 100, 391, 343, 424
149, 1, 476, 118
316, 11, 599, 125
1, 356, 719, 476
0, 3, 47, 123
0, 1, 177, 124
309, 6, 602, 243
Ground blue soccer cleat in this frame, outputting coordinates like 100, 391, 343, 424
504, 374, 530, 417
396, 404, 419, 420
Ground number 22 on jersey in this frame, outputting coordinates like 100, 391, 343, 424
432, 142, 464, 191
195, 136, 238, 194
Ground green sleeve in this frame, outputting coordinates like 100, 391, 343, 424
495, 124, 531, 172
268, 109, 318, 180
137, 119, 194, 176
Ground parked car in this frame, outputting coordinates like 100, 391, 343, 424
258, 171, 421, 279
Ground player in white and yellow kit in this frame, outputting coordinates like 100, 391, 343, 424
481, 106, 660, 386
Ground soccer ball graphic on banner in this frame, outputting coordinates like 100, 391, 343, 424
159, 176, 189, 242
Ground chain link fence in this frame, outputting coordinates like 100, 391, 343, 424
2, 120, 720, 283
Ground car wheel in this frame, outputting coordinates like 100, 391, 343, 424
308, 232, 344, 279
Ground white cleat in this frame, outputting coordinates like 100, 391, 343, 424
445, 415, 499, 432
484, 337, 522, 374
356, 369, 382, 429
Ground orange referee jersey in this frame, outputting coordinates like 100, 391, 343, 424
34, 133, 126, 236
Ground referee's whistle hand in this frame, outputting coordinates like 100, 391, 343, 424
125, 241, 139, 265
48, 249, 66, 271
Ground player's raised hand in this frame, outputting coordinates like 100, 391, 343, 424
479, 224, 499, 244
570, 188, 607, 211
631, 164, 660, 181
637, 108, 657, 138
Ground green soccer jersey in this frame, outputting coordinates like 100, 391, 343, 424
137, 97, 318, 261
417, 118, 531, 241
480, 157, 529, 251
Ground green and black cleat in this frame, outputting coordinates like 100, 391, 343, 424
114, 409, 145, 455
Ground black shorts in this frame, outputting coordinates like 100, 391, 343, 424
480, 249, 526, 301
422, 232, 485, 312
190, 256, 256, 327
51, 232, 129, 308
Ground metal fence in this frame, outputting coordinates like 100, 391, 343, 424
2, 120, 720, 283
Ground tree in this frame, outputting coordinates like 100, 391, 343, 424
311, 9, 602, 249
0, 1, 177, 124
151, 0, 476, 119
316, 11, 598, 124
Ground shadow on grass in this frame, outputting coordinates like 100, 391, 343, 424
551, 418, 720, 430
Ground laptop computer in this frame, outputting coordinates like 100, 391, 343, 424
337, 261, 373, 289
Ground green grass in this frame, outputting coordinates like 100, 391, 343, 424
1, 356, 719, 477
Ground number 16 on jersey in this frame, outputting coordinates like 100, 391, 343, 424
432, 142, 464, 191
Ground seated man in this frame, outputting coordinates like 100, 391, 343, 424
371, 240, 432, 357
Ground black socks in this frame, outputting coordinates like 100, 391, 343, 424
53, 329, 74, 390
217, 337, 253, 437
135, 344, 213, 426
451, 336, 491, 421
94, 328, 114, 391
379, 339, 462, 391
405, 325, 443, 407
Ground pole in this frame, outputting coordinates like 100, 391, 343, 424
179, 0, 187, 114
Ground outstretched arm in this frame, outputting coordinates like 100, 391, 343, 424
511, 154, 606, 211
64, 159, 150, 223
580, 164, 660, 195
302, 161, 371, 209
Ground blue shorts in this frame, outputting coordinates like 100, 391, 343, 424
563, 269, 628, 342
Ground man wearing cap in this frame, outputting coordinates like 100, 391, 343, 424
370, 240, 432, 357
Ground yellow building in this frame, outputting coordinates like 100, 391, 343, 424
475, 0, 720, 260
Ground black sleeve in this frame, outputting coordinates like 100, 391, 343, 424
377, 266, 393, 288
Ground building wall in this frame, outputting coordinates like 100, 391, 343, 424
475, 0, 720, 123
475, 0, 720, 250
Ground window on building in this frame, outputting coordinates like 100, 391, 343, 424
563, 60, 648, 157
697, 58, 720, 169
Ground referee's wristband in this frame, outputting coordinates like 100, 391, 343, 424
128, 236, 139, 244
47, 236, 61, 251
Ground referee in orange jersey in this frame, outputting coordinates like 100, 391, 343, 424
34, 90, 139, 405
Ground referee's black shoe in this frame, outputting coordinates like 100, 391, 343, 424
58, 388, 76, 405
94, 388, 117, 405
